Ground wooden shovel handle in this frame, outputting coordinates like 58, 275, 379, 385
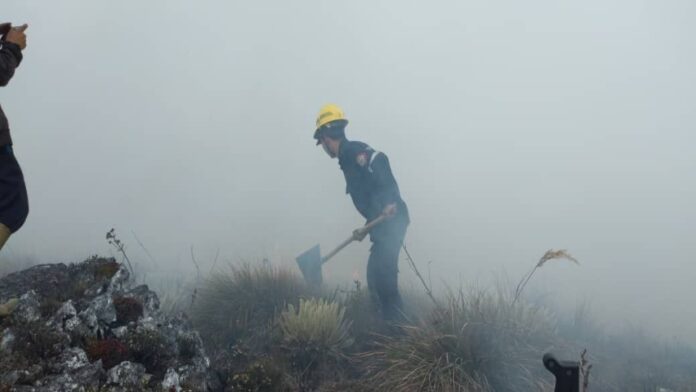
321, 214, 389, 264
362, 214, 389, 233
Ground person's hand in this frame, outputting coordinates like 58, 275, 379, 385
352, 227, 368, 242
383, 203, 397, 218
6, 24, 28, 50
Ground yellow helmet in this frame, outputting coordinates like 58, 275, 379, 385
314, 104, 349, 142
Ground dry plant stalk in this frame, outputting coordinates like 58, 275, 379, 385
131, 230, 157, 267
402, 244, 440, 308
513, 249, 578, 305
580, 349, 592, 392
190, 245, 202, 308
106, 228, 135, 277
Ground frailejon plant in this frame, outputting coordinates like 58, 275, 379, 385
279, 298, 354, 390
280, 298, 353, 357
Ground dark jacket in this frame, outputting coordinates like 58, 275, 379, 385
338, 140, 409, 241
0, 41, 23, 146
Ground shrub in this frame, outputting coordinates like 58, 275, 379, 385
226, 360, 289, 392
93, 259, 120, 281
125, 328, 174, 378
113, 296, 144, 325
85, 338, 129, 369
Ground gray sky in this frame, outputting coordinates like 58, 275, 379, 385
2, 0, 695, 342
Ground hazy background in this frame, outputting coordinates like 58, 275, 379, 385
2, 1, 694, 343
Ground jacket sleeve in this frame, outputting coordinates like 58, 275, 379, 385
0, 42, 23, 87
368, 152, 402, 212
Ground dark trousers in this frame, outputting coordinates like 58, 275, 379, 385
0, 151, 29, 233
367, 221, 407, 321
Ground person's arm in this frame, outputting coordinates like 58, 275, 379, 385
0, 23, 11, 39
368, 152, 402, 216
0, 24, 26, 87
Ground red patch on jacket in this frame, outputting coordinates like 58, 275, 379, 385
356, 152, 370, 167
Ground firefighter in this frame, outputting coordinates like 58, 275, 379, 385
314, 104, 410, 321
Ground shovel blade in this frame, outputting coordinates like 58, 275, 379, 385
296, 244, 323, 287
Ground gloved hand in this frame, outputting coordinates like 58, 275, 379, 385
352, 227, 368, 242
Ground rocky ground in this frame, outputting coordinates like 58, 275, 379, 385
0, 257, 220, 392
3, 256, 694, 392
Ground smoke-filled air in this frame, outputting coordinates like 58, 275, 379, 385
0, 1, 694, 391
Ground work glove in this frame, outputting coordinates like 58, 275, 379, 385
352, 227, 368, 242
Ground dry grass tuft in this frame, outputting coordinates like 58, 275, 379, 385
537, 249, 579, 268
191, 263, 311, 349
514, 249, 579, 305
360, 287, 557, 392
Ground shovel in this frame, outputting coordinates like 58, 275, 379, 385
296, 214, 388, 286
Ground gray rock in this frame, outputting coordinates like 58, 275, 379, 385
107, 265, 131, 294
0, 258, 120, 304
106, 361, 147, 388
161, 368, 181, 391
0, 257, 217, 391
138, 315, 161, 331
52, 300, 79, 333
112, 325, 129, 339
0, 327, 15, 352
93, 294, 117, 324
124, 284, 161, 317
78, 294, 116, 337
33, 372, 86, 391
0, 368, 20, 386
16, 363, 44, 385
67, 361, 104, 390
47, 347, 89, 373
0, 263, 71, 303
177, 329, 207, 361
12, 290, 41, 324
